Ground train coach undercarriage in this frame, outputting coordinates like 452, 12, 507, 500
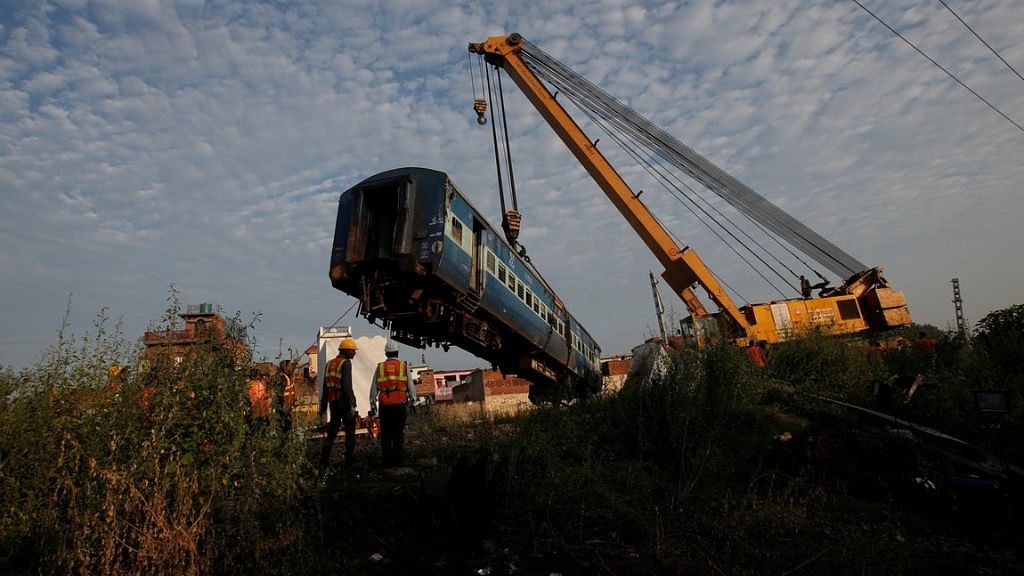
354, 269, 562, 389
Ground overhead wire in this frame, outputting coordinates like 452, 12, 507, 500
938, 0, 1024, 83
849, 0, 1024, 134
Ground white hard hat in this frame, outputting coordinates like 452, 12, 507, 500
384, 341, 399, 355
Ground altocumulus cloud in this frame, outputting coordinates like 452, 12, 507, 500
1, 0, 1022, 368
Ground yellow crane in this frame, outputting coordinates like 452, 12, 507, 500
468, 33, 911, 345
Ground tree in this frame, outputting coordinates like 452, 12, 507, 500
973, 304, 1024, 376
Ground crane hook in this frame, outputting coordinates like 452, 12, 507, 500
473, 99, 488, 125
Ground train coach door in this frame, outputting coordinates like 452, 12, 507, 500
469, 220, 485, 293
353, 178, 413, 262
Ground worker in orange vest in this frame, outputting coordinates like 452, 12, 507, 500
320, 338, 358, 469
745, 339, 767, 368
247, 369, 270, 427
369, 341, 417, 468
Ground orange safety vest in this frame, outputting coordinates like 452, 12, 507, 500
746, 346, 766, 368
282, 374, 295, 409
248, 377, 269, 418
375, 359, 409, 406
324, 357, 349, 389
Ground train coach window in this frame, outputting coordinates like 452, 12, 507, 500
486, 251, 496, 274
526, 291, 533, 307
516, 281, 525, 300
506, 272, 515, 291
497, 263, 507, 283
450, 217, 463, 245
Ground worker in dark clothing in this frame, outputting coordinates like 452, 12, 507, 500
799, 275, 830, 299
319, 338, 358, 469
369, 341, 417, 468
271, 360, 295, 433
800, 275, 812, 299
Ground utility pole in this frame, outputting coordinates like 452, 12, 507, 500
951, 278, 967, 337
649, 271, 669, 343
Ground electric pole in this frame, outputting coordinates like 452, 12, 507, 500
951, 278, 968, 337
649, 271, 669, 343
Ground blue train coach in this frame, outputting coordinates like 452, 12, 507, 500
329, 167, 601, 400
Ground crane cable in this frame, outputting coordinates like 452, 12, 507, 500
483, 60, 527, 250
542, 59, 824, 291
522, 45, 848, 280
483, 60, 757, 303
562, 81, 787, 300
523, 54, 799, 297
497, 70, 520, 213
483, 61, 508, 219
519, 40, 866, 279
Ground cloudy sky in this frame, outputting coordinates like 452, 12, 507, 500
2, 0, 1022, 370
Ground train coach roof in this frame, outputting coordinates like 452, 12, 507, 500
348, 166, 448, 189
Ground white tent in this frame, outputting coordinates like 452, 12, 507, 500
317, 326, 387, 419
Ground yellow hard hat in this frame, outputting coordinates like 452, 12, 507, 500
339, 338, 358, 351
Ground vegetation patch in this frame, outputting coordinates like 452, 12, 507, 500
2, 301, 1022, 574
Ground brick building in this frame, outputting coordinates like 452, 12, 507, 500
600, 354, 632, 393
141, 304, 248, 368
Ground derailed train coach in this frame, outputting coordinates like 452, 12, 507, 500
329, 167, 601, 400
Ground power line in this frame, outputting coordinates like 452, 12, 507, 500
939, 0, 1024, 83
849, 0, 1024, 134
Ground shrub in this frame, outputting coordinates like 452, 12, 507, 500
0, 302, 316, 575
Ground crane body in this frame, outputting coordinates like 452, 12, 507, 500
469, 33, 911, 345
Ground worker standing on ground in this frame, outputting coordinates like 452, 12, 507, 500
272, 360, 296, 433
319, 339, 358, 469
247, 369, 270, 428
745, 339, 767, 368
369, 342, 417, 468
